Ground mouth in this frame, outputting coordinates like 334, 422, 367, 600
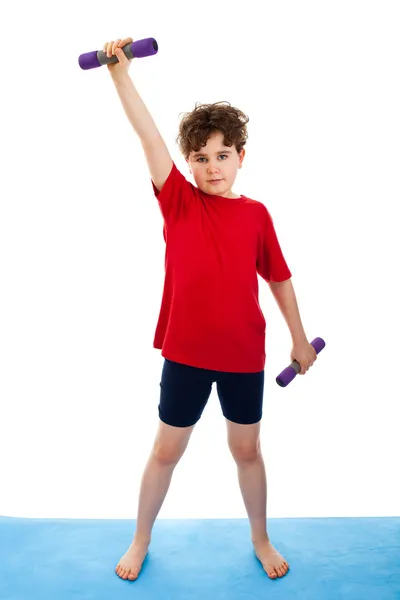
209, 179, 223, 183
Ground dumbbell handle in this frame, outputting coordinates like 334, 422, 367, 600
78, 37, 158, 70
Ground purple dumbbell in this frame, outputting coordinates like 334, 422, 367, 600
78, 37, 158, 70
276, 337, 326, 387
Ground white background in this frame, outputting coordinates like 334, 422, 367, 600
1, 1, 399, 521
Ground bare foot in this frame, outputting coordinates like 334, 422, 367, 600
115, 538, 150, 581
253, 538, 289, 579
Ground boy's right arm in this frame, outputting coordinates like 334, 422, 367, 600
111, 73, 173, 193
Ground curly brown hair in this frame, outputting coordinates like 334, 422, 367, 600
176, 101, 250, 161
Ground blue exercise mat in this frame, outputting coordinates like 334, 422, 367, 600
1, 516, 399, 599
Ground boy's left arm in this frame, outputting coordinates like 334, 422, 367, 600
268, 278, 317, 374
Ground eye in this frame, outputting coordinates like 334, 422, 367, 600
197, 154, 228, 162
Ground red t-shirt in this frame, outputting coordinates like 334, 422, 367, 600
151, 162, 292, 373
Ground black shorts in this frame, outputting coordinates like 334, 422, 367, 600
158, 358, 264, 428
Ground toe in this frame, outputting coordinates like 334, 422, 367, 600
268, 569, 277, 578
128, 571, 137, 580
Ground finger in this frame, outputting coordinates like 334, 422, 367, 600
106, 41, 113, 57
120, 37, 133, 45
112, 39, 122, 54
117, 38, 134, 57
115, 46, 126, 61
114, 37, 133, 54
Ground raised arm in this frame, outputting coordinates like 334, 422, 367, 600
106, 37, 173, 192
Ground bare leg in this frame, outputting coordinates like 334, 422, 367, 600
115, 420, 196, 581
236, 452, 268, 543
226, 419, 290, 579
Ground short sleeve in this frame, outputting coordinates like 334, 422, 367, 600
151, 162, 194, 226
256, 206, 292, 283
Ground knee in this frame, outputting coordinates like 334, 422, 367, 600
153, 441, 183, 465
230, 441, 261, 463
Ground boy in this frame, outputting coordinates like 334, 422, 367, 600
104, 37, 317, 582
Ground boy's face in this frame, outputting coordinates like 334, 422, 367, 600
186, 131, 245, 198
